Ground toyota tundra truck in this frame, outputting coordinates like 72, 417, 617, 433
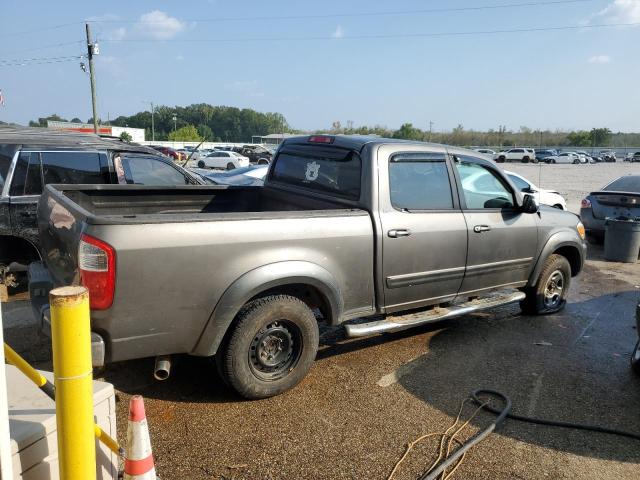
30, 135, 587, 399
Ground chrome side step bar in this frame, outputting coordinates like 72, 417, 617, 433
344, 290, 526, 338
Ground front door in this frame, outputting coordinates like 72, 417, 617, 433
453, 155, 538, 295
379, 146, 468, 312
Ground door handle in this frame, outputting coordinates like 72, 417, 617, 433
473, 225, 491, 233
388, 229, 412, 238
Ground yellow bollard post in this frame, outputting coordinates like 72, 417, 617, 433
50, 286, 96, 480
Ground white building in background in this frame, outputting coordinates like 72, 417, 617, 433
47, 120, 145, 142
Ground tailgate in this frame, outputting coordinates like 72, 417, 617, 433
37, 185, 88, 286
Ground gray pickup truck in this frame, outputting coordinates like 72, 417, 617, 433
30, 135, 587, 399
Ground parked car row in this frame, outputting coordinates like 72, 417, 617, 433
474, 147, 625, 164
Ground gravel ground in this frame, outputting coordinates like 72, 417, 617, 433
504, 162, 639, 213
3, 163, 640, 479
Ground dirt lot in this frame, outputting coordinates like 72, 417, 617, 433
3, 162, 640, 480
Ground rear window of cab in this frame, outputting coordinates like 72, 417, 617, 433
270, 149, 361, 200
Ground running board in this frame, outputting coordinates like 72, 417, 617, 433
344, 290, 526, 338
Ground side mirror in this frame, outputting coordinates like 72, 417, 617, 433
521, 193, 538, 214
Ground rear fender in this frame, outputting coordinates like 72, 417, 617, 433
191, 261, 343, 356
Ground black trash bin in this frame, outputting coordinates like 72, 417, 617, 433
604, 217, 640, 263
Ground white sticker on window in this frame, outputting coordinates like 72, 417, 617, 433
305, 161, 320, 182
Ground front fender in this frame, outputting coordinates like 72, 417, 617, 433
528, 230, 586, 285
191, 261, 343, 356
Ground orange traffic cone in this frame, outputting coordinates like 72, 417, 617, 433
124, 395, 157, 480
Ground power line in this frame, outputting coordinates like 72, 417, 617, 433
0, 55, 82, 67
0, 21, 83, 39
85, 0, 596, 24
0, 40, 84, 56
101, 21, 640, 44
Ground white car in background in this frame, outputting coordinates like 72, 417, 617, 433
544, 152, 580, 164
193, 150, 250, 170
494, 147, 536, 163
505, 171, 567, 210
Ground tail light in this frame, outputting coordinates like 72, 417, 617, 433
308, 135, 334, 144
79, 234, 115, 310
581, 198, 592, 209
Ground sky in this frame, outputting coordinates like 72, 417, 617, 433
0, 0, 639, 133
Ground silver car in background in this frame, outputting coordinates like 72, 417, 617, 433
580, 175, 640, 243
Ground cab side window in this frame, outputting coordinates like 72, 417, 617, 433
9, 152, 43, 196
455, 158, 515, 209
120, 155, 190, 185
41, 152, 103, 185
389, 153, 454, 210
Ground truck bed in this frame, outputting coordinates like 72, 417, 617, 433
57, 184, 361, 224
37, 184, 375, 363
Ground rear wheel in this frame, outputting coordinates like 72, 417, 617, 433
522, 156, 530, 163
217, 295, 319, 399
497, 156, 506, 163
226, 162, 235, 170
521, 254, 571, 315
197, 160, 205, 168
257, 158, 270, 165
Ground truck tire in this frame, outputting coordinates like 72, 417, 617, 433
217, 295, 319, 399
520, 254, 571, 315
226, 162, 235, 170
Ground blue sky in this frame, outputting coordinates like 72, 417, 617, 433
1, 0, 639, 132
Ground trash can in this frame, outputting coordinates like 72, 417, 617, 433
604, 217, 640, 263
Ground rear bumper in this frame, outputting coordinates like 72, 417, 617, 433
580, 208, 605, 234
28, 262, 106, 368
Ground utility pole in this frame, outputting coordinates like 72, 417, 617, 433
428, 121, 434, 142
143, 101, 155, 141
85, 23, 99, 134
172, 114, 177, 132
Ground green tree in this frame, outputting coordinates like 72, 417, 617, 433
168, 125, 202, 141
392, 123, 423, 140
589, 128, 612, 146
28, 114, 67, 127
566, 131, 591, 146
196, 124, 213, 140
119, 131, 132, 142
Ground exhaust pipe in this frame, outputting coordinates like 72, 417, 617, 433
153, 355, 171, 381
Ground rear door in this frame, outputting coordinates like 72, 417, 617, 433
378, 145, 468, 312
453, 154, 538, 295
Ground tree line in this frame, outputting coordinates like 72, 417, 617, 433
321, 122, 640, 148
27, 104, 290, 142
23, 110, 640, 147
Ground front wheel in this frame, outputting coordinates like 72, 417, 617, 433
520, 254, 571, 315
226, 162, 235, 170
522, 156, 530, 163
197, 160, 205, 168
257, 158, 270, 165
216, 295, 319, 399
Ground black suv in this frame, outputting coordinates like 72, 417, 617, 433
0, 126, 202, 286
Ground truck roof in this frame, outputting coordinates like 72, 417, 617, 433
281, 134, 446, 152
0, 125, 156, 154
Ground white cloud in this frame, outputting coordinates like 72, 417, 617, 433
332, 25, 344, 38
176, 55, 184, 61
106, 27, 126, 41
591, 0, 640, 24
588, 55, 611, 63
135, 10, 185, 40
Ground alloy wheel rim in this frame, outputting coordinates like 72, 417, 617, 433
543, 270, 565, 309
